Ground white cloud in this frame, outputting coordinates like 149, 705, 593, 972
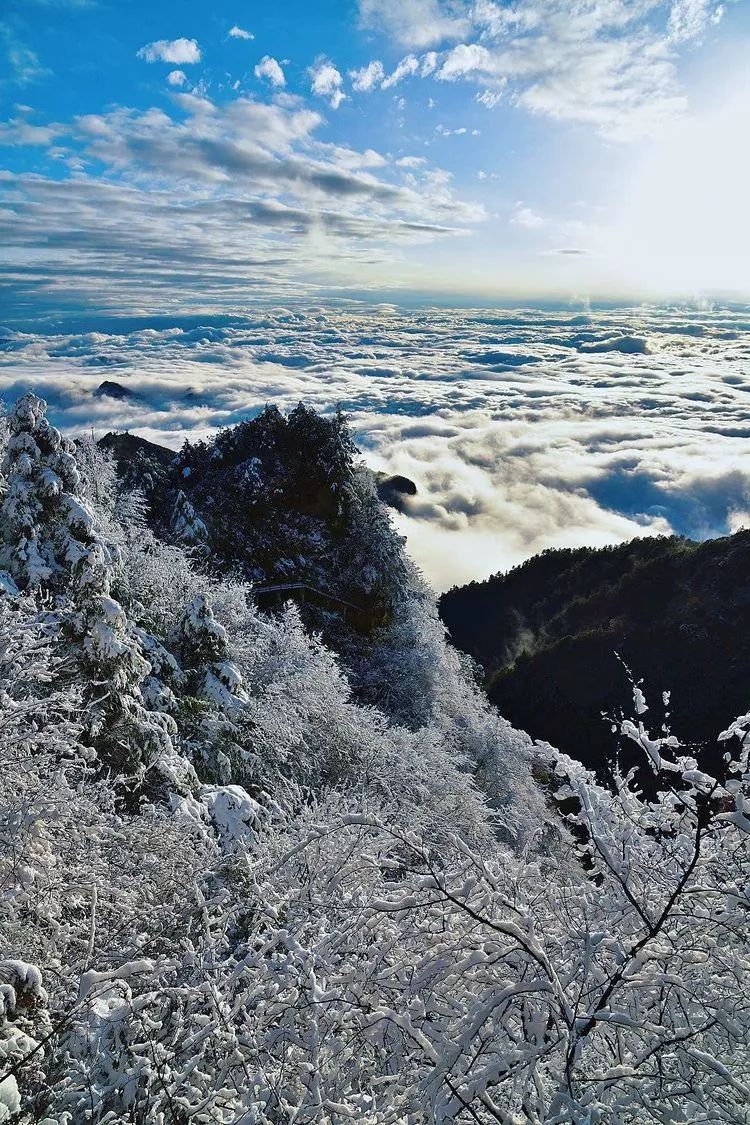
350, 59, 385, 92
167, 70, 187, 87
2, 306, 747, 590
0, 116, 60, 145
475, 87, 504, 108
309, 59, 347, 108
137, 38, 201, 65
668, 0, 724, 42
228, 25, 254, 40
436, 123, 470, 136
359, 0, 471, 48
0, 91, 482, 320
3, 39, 48, 86
438, 43, 495, 80
362, 0, 728, 139
511, 204, 545, 228
382, 54, 421, 89
254, 55, 286, 87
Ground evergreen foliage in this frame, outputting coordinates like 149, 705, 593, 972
440, 532, 750, 778
0, 393, 748, 1122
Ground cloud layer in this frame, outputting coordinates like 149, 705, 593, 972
1, 303, 748, 589
357, 0, 727, 138
0, 93, 482, 316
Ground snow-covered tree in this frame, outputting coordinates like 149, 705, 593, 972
0, 392, 97, 592
169, 488, 209, 552
68, 537, 182, 778
2, 391, 749, 1124
175, 594, 247, 711
0, 396, 186, 783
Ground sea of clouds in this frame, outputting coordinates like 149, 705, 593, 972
1, 303, 749, 590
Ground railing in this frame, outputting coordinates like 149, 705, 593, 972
252, 581, 377, 626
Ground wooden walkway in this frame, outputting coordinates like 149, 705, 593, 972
253, 582, 379, 629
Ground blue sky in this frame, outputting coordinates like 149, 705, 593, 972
2, 0, 750, 318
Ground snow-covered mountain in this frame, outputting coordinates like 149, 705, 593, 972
1, 392, 749, 1122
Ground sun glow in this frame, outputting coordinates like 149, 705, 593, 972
606, 75, 750, 297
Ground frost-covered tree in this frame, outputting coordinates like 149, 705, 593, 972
217, 688, 750, 1123
0, 392, 96, 592
0, 396, 185, 783
169, 488, 209, 552
3, 391, 749, 1124
68, 536, 182, 779
175, 594, 247, 711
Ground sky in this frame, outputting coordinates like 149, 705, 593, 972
1, 1, 749, 590
2, 0, 750, 316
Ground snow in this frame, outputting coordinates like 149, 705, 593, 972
0, 391, 749, 1123
0, 1076, 20, 1122
201, 784, 262, 851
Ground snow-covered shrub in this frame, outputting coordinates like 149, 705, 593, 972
1, 391, 748, 1123
221, 688, 750, 1122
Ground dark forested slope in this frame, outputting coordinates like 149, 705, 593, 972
100, 406, 409, 624
440, 532, 750, 774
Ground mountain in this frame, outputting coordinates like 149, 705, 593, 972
440, 531, 750, 776
2, 392, 749, 1121
98, 415, 422, 649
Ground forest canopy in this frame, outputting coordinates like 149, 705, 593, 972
0, 393, 749, 1123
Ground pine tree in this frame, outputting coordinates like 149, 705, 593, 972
169, 489, 209, 553
0, 391, 95, 592
68, 536, 180, 778
0, 394, 188, 784
175, 594, 247, 711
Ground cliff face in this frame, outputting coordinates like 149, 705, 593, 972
440, 531, 750, 775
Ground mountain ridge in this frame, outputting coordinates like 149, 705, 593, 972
439, 529, 750, 775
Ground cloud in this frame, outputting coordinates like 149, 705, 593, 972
435, 124, 475, 136
228, 25, 254, 41
1, 305, 747, 590
1, 31, 49, 86
475, 88, 504, 108
578, 335, 650, 354
350, 59, 385, 91
309, 59, 346, 108
438, 43, 495, 81
382, 54, 421, 88
359, 0, 471, 48
668, 0, 724, 43
137, 38, 202, 65
511, 204, 544, 229
254, 55, 286, 87
166, 70, 187, 87
362, 0, 727, 139
0, 115, 60, 145
0, 90, 482, 314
